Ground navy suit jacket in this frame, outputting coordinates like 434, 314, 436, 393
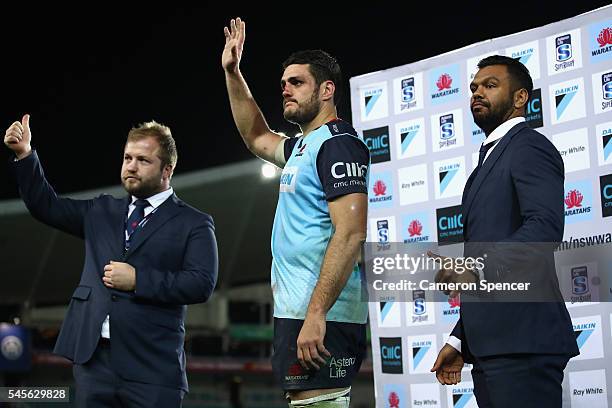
12, 151, 218, 390
451, 122, 578, 360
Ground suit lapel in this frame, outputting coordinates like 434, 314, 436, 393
462, 122, 527, 221
122, 194, 183, 260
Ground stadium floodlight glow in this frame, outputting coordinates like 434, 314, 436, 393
261, 163, 277, 179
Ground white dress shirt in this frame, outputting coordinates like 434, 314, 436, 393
101, 187, 174, 339
446, 116, 525, 353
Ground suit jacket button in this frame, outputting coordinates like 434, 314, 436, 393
111, 295, 117, 301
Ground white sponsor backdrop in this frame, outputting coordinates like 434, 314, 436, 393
350, 6, 612, 407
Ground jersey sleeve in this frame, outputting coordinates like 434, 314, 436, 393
283, 137, 300, 163
316, 135, 370, 201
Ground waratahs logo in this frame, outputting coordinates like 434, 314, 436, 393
383, 384, 405, 407
565, 190, 584, 209
402, 212, 431, 243
369, 171, 393, 209
430, 64, 461, 105
564, 181, 593, 224
408, 220, 422, 237
373, 180, 387, 196
597, 27, 612, 47
389, 392, 400, 408
590, 20, 612, 62
436, 74, 453, 91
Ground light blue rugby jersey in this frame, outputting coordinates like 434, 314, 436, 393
271, 119, 370, 324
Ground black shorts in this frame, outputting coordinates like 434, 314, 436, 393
271, 317, 367, 391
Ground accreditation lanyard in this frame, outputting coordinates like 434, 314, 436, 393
124, 207, 158, 251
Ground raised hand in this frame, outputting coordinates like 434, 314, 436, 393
4, 114, 32, 159
222, 17, 245, 74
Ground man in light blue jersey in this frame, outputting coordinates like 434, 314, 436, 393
222, 18, 370, 407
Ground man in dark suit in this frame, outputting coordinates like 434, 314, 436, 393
4, 115, 218, 407
430, 55, 578, 407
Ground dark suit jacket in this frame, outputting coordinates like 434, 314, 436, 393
451, 122, 579, 361
12, 151, 218, 390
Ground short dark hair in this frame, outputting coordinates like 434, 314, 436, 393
281, 50, 343, 105
127, 121, 177, 169
477, 55, 533, 99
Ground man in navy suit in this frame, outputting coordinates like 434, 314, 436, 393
4, 115, 218, 407
430, 56, 578, 407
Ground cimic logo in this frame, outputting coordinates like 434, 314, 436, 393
439, 114, 456, 148
331, 162, 367, 179
380, 337, 403, 374
436, 205, 464, 244
439, 214, 462, 230
526, 88, 543, 128
367, 134, 389, 149
601, 72, 612, 111
570, 266, 591, 303
555, 34, 575, 70
363, 126, 391, 163
600, 174, 612, 217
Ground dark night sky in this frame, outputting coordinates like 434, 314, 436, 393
0, 2, 609, 199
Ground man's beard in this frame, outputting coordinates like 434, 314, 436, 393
472, 96, 514, 134
283, 91, 321, 125
122, 175, 162, 199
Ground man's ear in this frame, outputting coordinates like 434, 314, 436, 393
162, 164, 174, 180
514, 88, 529, 110
320, 80, 335, 102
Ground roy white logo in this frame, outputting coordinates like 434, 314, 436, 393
331, 162, 368, 179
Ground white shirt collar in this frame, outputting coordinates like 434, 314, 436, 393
483, 116, 525, 146
130, 187, 174, 209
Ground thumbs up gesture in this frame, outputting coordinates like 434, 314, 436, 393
4, 114, 32, 159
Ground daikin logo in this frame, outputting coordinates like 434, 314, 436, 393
379, 302, 394, 323
573, 322, 596, 350
364, 88, 383, 116
400, 126, 419, 155
411, 340, 432, 370
450, 387, 475, 408
439, 164, 460, 194
555, 85, 579, 119
512, 47, 534, 65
